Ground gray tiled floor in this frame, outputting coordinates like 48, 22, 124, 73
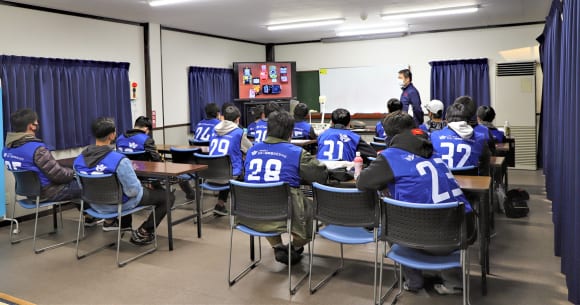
0, 170, 570, 305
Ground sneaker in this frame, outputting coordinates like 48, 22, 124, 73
102, 219, 132, 232
433, 283, 463, 295
185, 192, 196, 200
403, 281, 421, 293
84, 216, 100, 227
273, 244, 303, 265
213, 204, 228, 216
129, 229, 155, 246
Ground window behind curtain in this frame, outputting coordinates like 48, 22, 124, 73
188, 66, 234, 132
0, 55, 132, 150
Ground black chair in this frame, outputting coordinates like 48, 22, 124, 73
170, 147, 200, 164
75, 172, 157, 267
193, 153, 233, 213
373, 136, 386, 143
378, 197, 471, 305
370, 141, 387, 152
118, 150, 148, 161
9, 170, 75, 253
227, 180, 308, 295
189, 139, 210, 146
310, 183, 380, 304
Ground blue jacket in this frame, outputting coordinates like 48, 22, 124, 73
193, 118, 220, 142
400, 83, 424, 125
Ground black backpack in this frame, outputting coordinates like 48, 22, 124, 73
504, 189, 530, 218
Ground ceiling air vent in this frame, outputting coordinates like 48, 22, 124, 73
497, 62, 536, 76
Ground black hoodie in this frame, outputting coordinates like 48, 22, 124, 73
120, 129, 162, 162
81, 145, 116, 168
356, 129, 432, 191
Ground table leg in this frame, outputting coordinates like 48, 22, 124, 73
52, 205, 58, 229
478, 190, 489, 296
165, 177, 174, 251
250, 236, 255, 261
195, 176, 202, 238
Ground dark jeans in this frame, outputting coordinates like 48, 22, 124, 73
122, 188, 175, 233
44, 180, 81, 202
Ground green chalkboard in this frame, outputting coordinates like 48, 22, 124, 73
296, 71, 320, 111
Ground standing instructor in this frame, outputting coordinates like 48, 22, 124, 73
398, 69, 424, 125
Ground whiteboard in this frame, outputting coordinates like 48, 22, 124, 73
319, 65, 407, 114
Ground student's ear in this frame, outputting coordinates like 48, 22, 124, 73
235, 117, 240, 124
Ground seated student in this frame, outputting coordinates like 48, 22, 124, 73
242, 110, 328, 265
375, 98, 403, 138
253, 102, 280, 143
430, 103, 490, 175
454, 96, 495, 154
74, 117, 175, 245
116, 116, 196, 200
357, 112, 475, 294
208, 105, 253, 215
292, 103, 316, 140
3, 109, 98, 225
476, 105, 505, 143
317, 108, 377, 163
246, 105, 264, 139
420, 99, 447, 133
192, 103, 221, 143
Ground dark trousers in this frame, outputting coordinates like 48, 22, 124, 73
122, 188, 175, 233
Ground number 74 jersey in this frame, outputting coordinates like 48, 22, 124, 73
244, 142, 303, 188
380, 147, 472, 213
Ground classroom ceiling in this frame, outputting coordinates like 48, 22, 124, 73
6, 0, 549, 44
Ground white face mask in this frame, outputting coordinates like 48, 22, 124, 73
398, 78, 405, 88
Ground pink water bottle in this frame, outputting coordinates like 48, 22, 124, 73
354, 151, 363, 179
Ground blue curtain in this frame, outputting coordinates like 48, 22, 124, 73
188, 66, 234, 131
538, 0, 580, 303
0, 55, 131, 150
429, 58, 490, 117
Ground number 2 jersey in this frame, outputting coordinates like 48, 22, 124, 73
244, 141, 302, 187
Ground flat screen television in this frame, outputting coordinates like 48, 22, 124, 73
233, 62, 297, 100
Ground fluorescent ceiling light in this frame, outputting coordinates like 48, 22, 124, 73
149, 0, 192, 7
336, 21, 406, 31
267, 18, 345, 31
381, 5, 479, 20
336, 26, 408, 37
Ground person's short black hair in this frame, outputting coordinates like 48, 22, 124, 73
91, 117, 116, 140
205, 103, 220, 119
383, 112, 416, 137
453, 96, 476, 120
446, 103, 471, 122
431, 110, 444, 119
220, 102, 234, 115
267, 110, 295, 139
10, 108, 38, 132
331, 108, 351, 126
251, 105, 264, 120
398, 69, 412, 81
264, 102, 281, 117
476, 105, 496, 122
293, 103, 309, 120
134, 116, 152, 130
387, 98, 403, 113
223, 105, 241, 122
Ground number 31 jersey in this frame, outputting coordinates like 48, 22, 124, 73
244, 142, 302, 187
381, 147, 472, 213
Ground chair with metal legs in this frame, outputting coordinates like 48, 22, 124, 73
8, 170, 76, 254
75, 172, 157, 267
309, 183, 380, 304
193, 153, 233, 214
378, 197, 471, 305
227, 180, 308, 295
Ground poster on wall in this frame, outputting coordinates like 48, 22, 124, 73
233, 62, 297, 100
0, 79, 5, 218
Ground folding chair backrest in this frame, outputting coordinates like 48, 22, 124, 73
370, 142, 387, 152
373, 136, 386, 143
12, 170, 41, 197
170, 147, 200, 164
189, 140, 210, 146
119, 150, 148, 161
312, 182, 380, 227
194, 153, 232, 180
382, 197, 466, 251
230, 180, 290, 221
76, 173, 123, 205
450, 165, 479, 176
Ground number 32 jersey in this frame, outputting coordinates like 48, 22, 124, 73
430, 127, 486, 170
381, 147, 472, 213
244, 142, 302, 187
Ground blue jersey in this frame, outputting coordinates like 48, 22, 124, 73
490, 128, 505, 143
253, 119, 268, 143
381, 147, 472, 213
3, 142, 51, 186
73, 151, 129, 203
317, 128, 361, 161
247, 121, 258, 138
375, 121, 386, 138
473, 124, 491, 143
116, 133, 148, 152
244, 142, 302, 187
209, 128, 244, 176
293, 121, 313, 139
194, 118, 220, 142
430, 127, 486, 170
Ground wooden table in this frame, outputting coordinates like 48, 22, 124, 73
290, 139, 317, 147
132, 161, 208, 250
455, 175, 492, 296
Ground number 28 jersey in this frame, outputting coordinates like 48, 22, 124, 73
381, 147, 472, 213
244, 142, 302, 187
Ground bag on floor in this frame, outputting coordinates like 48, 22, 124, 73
504, 189, 530, 218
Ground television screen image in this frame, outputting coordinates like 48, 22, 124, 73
234, 62, 296, 100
